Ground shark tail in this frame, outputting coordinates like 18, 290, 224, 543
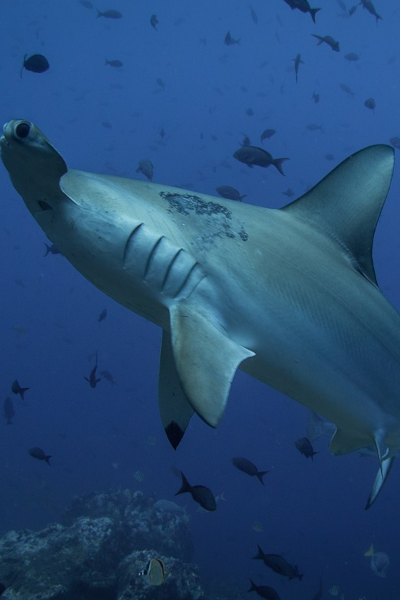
272, 158, 289, 175
364, 543, 374, 557
310, 8, 321, 23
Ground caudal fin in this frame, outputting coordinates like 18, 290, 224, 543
272, 158, 289, 176
256, 470, 269, 485
310, 8, 321, 23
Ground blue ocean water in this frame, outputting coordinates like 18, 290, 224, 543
0, 1, 399, 598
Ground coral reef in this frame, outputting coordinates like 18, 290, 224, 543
0, 489, 203, 600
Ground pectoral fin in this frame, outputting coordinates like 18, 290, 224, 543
159, 331, 194, 449
170, 303, 254, 428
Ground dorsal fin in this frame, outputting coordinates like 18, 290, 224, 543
282, 145, 394, 286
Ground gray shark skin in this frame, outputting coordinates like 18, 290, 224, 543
1, 120, 399, 507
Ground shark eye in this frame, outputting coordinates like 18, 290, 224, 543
15, 121, 31, 139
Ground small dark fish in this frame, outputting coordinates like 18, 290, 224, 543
339, 82, 355, 97
253, 545, 303, 580
96, 8, 122, 19
216, 186, 246, 201
360, 0, 382, 21
79, 0, 93, 7
150, 14, 159, 30
29, 447, 51, 465
233, 146, 289, 176
105, 58, 123, 68
249, 5, 258, 23
98, 308, 107, 323
293, 53, 304, 83
99, 370, 117, 384
311, 91, 320, 103
246, 108, 254, 116
344, 52, 359, 61
282, 188, 295, 198
156, 78, 165, 89
306, 123, 323, 131
136, 158, 154, 181
364, 97, 376, 111
11, 379, 29, 399
101, 121, 112, 129
224, 31, 240, 45
389, 136, 400, 150
4, 397, 15, 424
0, 582, 6, 596
325, 153, 335, 160
44, 243, 61, 257
20, 54, 49, 78
232, 457, 268, 484
175, 471, 216, 511
84, 352, 101, 388
312, 34, 340, 52
160, 128, 166, 139
260, 129, 276, 143
283, 0, 321, 23
248, 579, 280, 600
295, 436, 317, 459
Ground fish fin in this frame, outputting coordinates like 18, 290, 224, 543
175, 471, 191, 496
158, 330, 195, 449
252, 545, 265, 560
170, 303, 254, 427
282, 145, 394, 286
364, 543, 374, 557
272, 158, 289, 175
310, 8, 321, 23
365, 456, 395, 510
312, 34, 324, 44
257, 471, 269, 485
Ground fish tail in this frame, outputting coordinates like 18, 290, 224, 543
252, 544, 265, 560
96, 8, 102, 17
20, 54, 27, 79
272, 158, 289, 176
364, 543, 374, 557
310, 8, 321, 23
312, 34, 323, 44
43, 243, 51, 256
175, 471, 191, 496
248, 579, 258, 593
20, 387, 30, 400
45, 455, 52, 466
257, 470, 269, 485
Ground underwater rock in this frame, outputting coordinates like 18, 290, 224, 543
0, 489, 196, 599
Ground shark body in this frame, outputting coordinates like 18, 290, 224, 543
1, 120, 399, 507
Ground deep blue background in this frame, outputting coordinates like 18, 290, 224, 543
1, 1, 399, 598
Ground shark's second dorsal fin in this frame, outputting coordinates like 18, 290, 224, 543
282, 145, 395, 286
169, 303, 254, 429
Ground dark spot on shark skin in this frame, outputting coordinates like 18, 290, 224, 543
159, 191, 248, 243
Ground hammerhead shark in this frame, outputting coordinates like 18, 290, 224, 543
1, 120, 399, 507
